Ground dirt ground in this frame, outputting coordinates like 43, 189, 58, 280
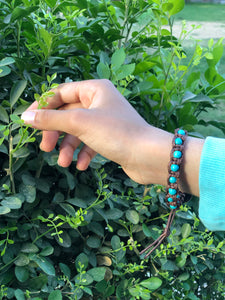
171, 21, 225, 40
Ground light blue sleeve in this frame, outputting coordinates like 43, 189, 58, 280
199, 137, 225, 231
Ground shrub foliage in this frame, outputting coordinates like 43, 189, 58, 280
0, 0, 225, 299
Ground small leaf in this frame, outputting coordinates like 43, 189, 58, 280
59, 203, 76, 216
126, 210, 139, 224
48, 290, 62, 300
111, 235, 120, 250
0, 57, 15, 67
104, 208, 123, 220
14, 289, 25, 300
87, 267, 106, 282
1, 196, 22, 209
140, 277, 162, 290
15, 254, 30, 266
15, 266, 29, 282
0, 66, 11, 77
10, 80, 27, 107
0, 106, 9, 123
20, 183, 36, 203
21, 243, 39, 253
40, 246, 54, 256
59, 263, 71, 278
87, 235, 101, 248
31, 255, 55, 276
111, 48, 126, 71
181, 223, 192, 239
97, 62, 110, 79
0, 206, 11, 215
75, 253, 89, 271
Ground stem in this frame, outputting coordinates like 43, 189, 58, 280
16, 21, 21, 58
9, 132, 16, 194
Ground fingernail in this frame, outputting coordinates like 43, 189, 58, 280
21, 111, 36, 124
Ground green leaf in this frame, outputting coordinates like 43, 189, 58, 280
176, 253, 187, 268
14, 289, 25, 300
75, 273, 93, 286
87, 235, 101, 248
111, 235, 120, 250
125, 210, 139, 224
97, 62, 110, 79
111, 48, 126, 71
15, 266, 29, 282
59, 203, 76, 217
40, 246, 54, 256
181, 223, 192, 239
0, 57, 15, 67
48, 290, 62, 300
87, 267, 106, 282
75, 253, 89, 271
140, 277, 162, 291
10, 80, 27, 108
44, 0, 57, 8
142, 224, 152, 237
20, 184, 36, 203
134, 61, 155, 75
1, 196, 22, 209
0, 66, 11, 77
178, 272, 190, 281
31, 255, 55, 276
15, 254, 30, 266
163, 0, 185, 16
27, 274, 48, 290
114, 63, 135, 81
11, 6, 39, 22
0, 206, 11, 215
105, 208, 123, 220
21, 243, 39, 254
59, 263, 71, 278
0, 106, 9, 123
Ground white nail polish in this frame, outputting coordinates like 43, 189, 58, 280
21, 111, 36, 124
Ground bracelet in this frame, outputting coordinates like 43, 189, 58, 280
140, 128, 190, 259
165, 128, 188, 210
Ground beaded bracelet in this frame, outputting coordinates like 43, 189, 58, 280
140, 128, 191, 259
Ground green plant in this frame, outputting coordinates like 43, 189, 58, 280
0, 0, 225, 299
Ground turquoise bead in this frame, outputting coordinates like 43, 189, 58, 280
169, 176, 177, 183
171, 164, 179, 172
175, 137, 183, 145
178, 129, 186, 135
168, 197, 173, 202
173, 150, 182, 159
170, 205, 177, 209
169, 188, 177, 195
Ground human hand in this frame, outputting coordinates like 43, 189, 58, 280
21, 79, 159, 184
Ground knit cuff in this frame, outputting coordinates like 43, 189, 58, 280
199, 137, 225, 231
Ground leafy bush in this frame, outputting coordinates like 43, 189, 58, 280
0, 0, 225, 299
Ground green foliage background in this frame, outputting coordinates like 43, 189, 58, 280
0, 0, 225, 299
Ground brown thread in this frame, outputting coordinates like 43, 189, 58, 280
140, 128, 191, 259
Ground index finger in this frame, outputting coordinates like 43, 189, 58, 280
27, 80, 101, 111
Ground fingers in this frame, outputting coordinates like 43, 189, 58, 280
40, 131, 60, 152
58, 134, 81, 168
77, 145, 97, 170
21, 108, 90, 137
26, 79, 110, 111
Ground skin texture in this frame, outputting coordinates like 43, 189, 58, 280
21, 79, 204, 197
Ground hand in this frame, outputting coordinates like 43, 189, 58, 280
22, 79, 204, 195
22, 79, 158, 184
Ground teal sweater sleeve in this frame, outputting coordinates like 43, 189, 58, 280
199, 137, 225, 231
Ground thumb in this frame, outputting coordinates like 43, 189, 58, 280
21, 108, 88, 136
